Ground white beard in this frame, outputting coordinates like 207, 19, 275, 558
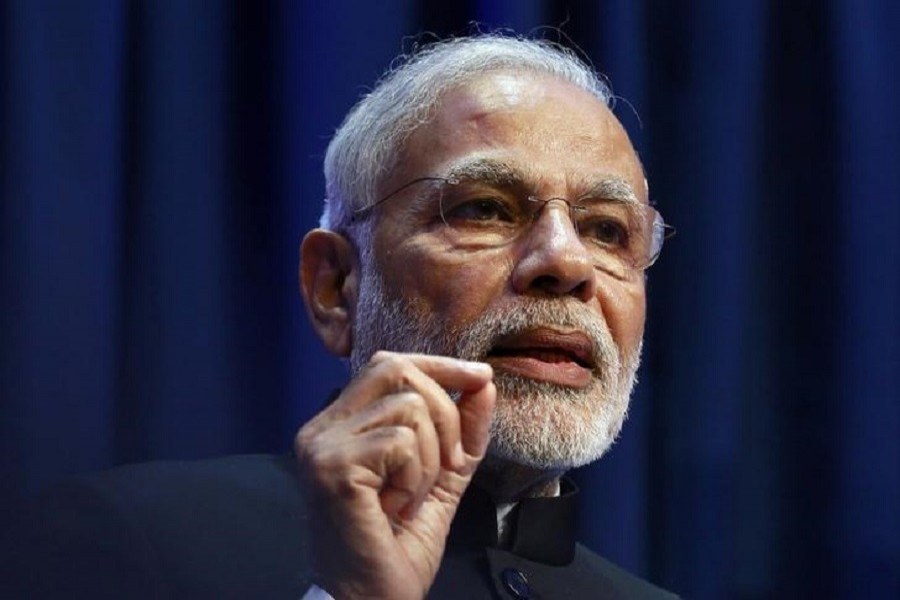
350, 265, 640, 470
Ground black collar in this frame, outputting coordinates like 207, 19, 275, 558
447, 479, 578, 566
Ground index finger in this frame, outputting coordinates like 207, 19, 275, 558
380, 352, 493, 392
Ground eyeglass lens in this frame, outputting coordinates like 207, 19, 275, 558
435, 178, 666, 278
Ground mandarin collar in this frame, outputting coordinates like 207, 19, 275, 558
447, 479, 578, 566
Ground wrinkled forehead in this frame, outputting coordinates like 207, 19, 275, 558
385, 70, 648, 205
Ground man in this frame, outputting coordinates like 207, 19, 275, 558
11, 35, 676, 599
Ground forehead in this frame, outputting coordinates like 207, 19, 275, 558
386, 71, 647, 203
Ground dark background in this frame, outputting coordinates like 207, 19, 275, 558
2, 1, 898, 598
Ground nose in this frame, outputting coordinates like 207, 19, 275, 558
510, 200, 597, 301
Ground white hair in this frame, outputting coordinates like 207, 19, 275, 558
320, 34, 613, 235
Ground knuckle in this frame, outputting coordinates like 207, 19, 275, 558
396, 444, 416, 466
378, 425, 419, 459
355, 350, 393, 380
293, 425, 342, 474
374, 426, 418, 466
370, 350, 404, 372
386, 394, 433, 437
293, 437, 328, 477
367, 354, 420, 393
332, 473, 366, 500
386, 424, 417, 445
419, 462, 439, 484
393, 390, 426, 414
370, 350, 393, 364
293, 427, 316, 461
293, 442, 330, 486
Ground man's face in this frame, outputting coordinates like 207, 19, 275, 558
350, 71, 647, 470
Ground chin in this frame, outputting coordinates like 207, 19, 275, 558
484, 374, 629, 471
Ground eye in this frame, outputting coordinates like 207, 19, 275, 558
580, 217, 630, 248
442, 197, 516, 224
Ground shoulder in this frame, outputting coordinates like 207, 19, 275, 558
33, 453, 305, 535
574, 543, 680, 600
11, 454, 313, 599
67, 453, 300, 497
63, 454, 298, 505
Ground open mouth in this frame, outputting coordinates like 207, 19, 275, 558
488, 346, 592, 368
484, 328, 597, 387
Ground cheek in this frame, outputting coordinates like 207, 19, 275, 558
597, 278, 646, 357
380, 243, 513, 322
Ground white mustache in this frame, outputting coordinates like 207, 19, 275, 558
448, 298, 621, 377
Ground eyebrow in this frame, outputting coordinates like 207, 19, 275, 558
578, 178, 640, 205
443, 158, 640, 205
445, 158, 526, 188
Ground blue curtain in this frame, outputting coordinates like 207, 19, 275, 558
2, 1, 898, 598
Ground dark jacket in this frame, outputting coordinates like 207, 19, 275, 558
7, 454, 677, 599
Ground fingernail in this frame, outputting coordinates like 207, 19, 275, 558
462, 360, 492, 375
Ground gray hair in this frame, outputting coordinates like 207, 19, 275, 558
320, 34, 613, 236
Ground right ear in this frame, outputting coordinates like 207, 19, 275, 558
299, 229, 359, 357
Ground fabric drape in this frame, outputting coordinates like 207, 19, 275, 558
2, 1, 898, 598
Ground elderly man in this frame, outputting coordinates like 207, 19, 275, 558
12, 35, 676, 599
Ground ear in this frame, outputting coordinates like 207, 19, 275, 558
299, 229, 359, 357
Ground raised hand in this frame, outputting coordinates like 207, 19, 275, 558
294, 351, 496, 600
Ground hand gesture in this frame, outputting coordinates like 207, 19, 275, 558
294, 351, 496, 599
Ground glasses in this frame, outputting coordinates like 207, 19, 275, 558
352, 176, 675, 279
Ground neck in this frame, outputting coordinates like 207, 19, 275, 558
473, 455, 565, 503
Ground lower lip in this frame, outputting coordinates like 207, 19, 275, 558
485, 356, 593, 388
